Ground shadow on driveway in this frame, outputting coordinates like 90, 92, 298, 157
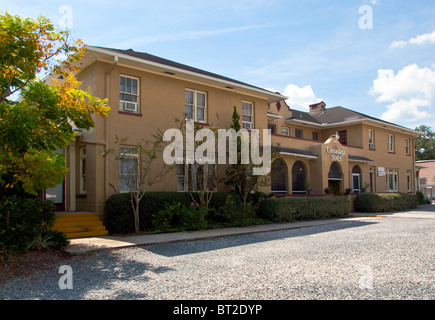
143, 219, 378, 257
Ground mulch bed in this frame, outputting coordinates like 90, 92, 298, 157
0, 249, 74, 284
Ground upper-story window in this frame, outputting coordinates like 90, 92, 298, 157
405, 138, 410, 154
337, 130, 347, 145
295, 129, 303, 139
242, 101, 254, 129
368, 129, 375, 150
185, 89, 207, 123
120, 75, 139, 113
312, 132, 319, 141
268, 124, 276, 134
281, 127, 289, 136
387, 134, 395, 153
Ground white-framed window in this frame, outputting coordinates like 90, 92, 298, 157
387, 134, 395, 153
120, 75, 139, 112
119, 146, 139, 193
407, 170, 412, 192
177, 164, 185, 192
386, 168, 398, 192
352, 165, 362, 193
368, 129, 375, 150
405, 138, 410, 154
242, 101, 254, 129
185, 89, 207, 122
281, 127, 289, 136
79, 147, 87, 194
177, 163, 216, 192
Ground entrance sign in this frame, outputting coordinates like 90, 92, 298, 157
326, 147, 345, 161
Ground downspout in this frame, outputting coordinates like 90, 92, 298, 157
104, 56, 119, 202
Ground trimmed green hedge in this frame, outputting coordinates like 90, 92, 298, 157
258, 196, 350, 222
354, 192, 418, 213
104, 192, 244, 234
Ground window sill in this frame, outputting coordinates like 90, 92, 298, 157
388, 152, 396, 154
119, 110, 143, 117
76, 194, 87, 198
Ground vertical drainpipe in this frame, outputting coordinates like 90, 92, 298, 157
104, 55, 119, 203
412, 135, 417, 194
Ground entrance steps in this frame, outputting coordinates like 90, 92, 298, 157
53, 212, 108, 239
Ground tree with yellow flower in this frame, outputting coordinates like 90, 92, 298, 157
0, 12, 110, 196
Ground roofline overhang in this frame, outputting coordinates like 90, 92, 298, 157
285, 118, 420, 136
86, 46, 287, 104
279, 151, 318, 160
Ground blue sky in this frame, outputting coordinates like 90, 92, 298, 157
2, 0, 435, 131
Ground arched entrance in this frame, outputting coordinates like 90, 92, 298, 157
328, 162, 342, 195
271, 158, 287, 193
292, 161, 306, 194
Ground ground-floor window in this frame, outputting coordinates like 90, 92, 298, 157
119, 147, 139, 193
386, 168, 398, 192
407, 170, 412, 192
292, 161, 306, 194
352, 165, 361, 193
369, 166, 375, 192
271, 159, 287, 193
177, 163, 216, 192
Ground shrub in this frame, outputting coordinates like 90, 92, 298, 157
0, 195, 67, 253
354, 192, 418, 213
258, 196, 349, 222
104, 192, 244, 234
415, 190, 431, 205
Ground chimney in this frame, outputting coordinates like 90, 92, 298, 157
309, 101, 326, 115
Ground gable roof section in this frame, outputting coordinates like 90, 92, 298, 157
86, 46, 287, 103
284, 105, 419, 135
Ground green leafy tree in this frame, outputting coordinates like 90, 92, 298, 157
0, 13, 110, 196
415, 125, 435, 160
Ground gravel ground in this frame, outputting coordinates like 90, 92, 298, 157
1, 207, 434, 300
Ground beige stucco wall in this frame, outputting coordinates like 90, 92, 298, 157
72, 59, 272, 214
65, 56, 417, 216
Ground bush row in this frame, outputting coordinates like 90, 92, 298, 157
258, 196, 350, 222
353, 192, 418, 213
104, 192, 256, 234
0, 195, 68, 253
105, 192, 351, 234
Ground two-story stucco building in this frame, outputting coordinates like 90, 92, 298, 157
45, 46, 420, 219
268, 100, 419, 196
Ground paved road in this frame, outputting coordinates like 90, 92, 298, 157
1, 205, 434, 301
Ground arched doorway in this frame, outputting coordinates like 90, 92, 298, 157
292, 161, 306, 194
328, 162, 342, 195
271, 159, 287, 193
352, 165, 362, 193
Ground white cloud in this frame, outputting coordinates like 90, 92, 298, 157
380, 99, 431, 123
282, 84, 321, 110
390, 30, 435, 49
370, 64, 435, 123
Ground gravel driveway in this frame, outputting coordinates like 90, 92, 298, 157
1, 206, 434, 300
